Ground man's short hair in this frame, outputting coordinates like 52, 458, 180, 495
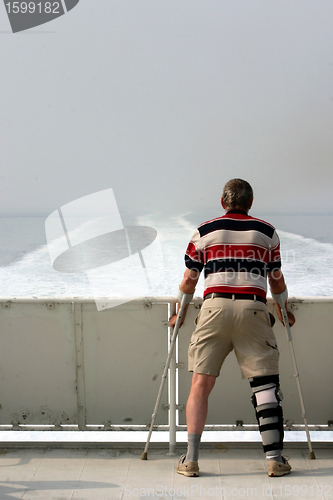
222, 179, 253, 212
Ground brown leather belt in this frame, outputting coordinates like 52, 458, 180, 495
204, 292, 266, 304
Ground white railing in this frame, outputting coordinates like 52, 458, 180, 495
0, 297, 332, 451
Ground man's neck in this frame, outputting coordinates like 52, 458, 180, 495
225, 208, 248, 215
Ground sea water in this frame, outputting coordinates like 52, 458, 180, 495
1, 212, 333, 298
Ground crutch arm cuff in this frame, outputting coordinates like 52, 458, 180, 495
177, 288, 194, 306
271, 286, 288, 308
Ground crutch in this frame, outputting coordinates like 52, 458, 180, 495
141, 291, 193, 460
280, 302, 316, 459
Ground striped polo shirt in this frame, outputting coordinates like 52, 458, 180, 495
185, 210, 281, 299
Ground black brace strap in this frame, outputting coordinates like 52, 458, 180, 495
257, 407, 281, 420
249, 374, 280, 388
264, 442, 284, 453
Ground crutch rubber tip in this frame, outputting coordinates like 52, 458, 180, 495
141, 452, 148, 460
309, 451, 316, 460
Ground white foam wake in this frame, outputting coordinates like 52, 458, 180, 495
1, 218, 333, 298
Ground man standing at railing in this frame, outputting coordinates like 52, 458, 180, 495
169, 178, 295, 478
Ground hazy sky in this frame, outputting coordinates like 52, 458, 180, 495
1, 0, 333, 217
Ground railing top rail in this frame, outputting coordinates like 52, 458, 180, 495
0, 296, 332, 304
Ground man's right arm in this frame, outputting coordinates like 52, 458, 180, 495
268, 270, 295, 326
268, 269, 286, 295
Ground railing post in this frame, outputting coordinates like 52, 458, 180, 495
73, 301, 87, 430
168, 301, 177, 455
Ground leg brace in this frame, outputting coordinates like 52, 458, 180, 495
250, 375, 284, 455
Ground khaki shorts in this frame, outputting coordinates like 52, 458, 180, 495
188, 297, 279, 379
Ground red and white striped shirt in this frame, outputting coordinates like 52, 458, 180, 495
185, 210, 281, 299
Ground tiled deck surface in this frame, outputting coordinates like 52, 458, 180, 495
0, 443, 332, 500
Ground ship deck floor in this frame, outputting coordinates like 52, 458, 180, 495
0, 434, 332, 500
